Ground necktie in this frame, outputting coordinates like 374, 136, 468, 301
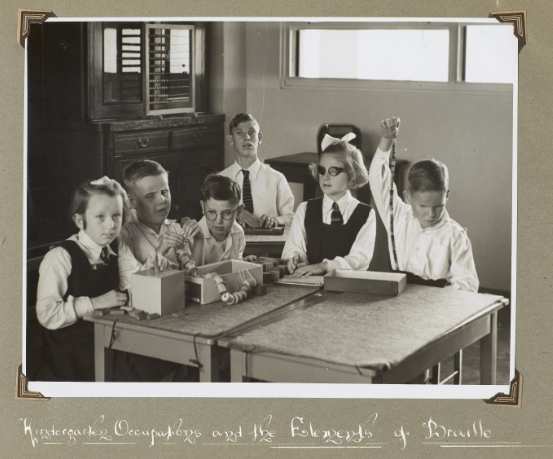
100, 246, 110, 265
331, 202, 343, 225
241, 169, 254, 214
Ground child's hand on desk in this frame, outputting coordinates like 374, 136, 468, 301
91, 290, 128, 310
292, 262, 327, 278
286, 254, 307, 275
259, 214, 278, 228
239, 210, 261, 228
157, 231, 186, 256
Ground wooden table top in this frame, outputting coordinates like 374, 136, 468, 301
85, 283, 320, 340
226, 285, 507, 370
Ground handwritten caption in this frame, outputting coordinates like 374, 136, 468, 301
18, 414, 492, 449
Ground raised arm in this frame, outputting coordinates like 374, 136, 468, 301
368, 116, 405, 231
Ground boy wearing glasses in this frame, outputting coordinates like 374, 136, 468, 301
198, 175, 246, 265
282, 138, 381, 277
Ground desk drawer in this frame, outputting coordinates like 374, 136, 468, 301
113, 131, 170, 157
172, 126, 220, 149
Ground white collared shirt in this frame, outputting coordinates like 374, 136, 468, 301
218, 159, 295, 225
198, 216, 245, 265
368, 147, 479, 292
281, 192, 376, 271
36, 230, 142, 330
119, 209, 189, 265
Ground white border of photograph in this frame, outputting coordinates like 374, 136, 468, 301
24, 16, 517, 399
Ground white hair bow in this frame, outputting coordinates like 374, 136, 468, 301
321, 132, 357, 151
90, 176, 112, 186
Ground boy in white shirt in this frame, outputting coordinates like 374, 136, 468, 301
368, 117, 479, 292
198, 175, 245, 265
218, 113, 294, 228
120, 159, 203, 268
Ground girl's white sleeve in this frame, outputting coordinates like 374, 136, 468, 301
281, 202, 308, 262
36, 248, 93, 330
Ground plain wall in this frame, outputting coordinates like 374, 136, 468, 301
210, 22, 513, 292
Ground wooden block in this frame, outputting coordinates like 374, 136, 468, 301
254, 284, 268, 296
270, 269, 281, 282
185, 260, 263, 305
324, 270, 407, 296
92, 310, 107, 317
147, 313, 160, 320
131, 269, 185, 316
262, 261, 275, 272
263, 272, 274, 284
110, 308, 127, 315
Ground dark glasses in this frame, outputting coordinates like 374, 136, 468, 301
317, 165, 347, 177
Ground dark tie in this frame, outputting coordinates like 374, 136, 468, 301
331, 202, 343, 225
241, 169, 254, 214
100, 246, 110, 265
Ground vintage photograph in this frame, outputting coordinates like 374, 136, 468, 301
24, 18, 517, 397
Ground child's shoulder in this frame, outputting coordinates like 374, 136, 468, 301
261, 162, 286, 179
442, 216, 471, 240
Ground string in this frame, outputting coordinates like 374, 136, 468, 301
389, 138, 400, 271
189, 333, 204, 370
108, 319, 120, 349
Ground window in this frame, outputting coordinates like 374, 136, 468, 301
464, 25, 518, 84
283, 21, 517, 89
297, 29, 449, 82
145, 24, 195, 114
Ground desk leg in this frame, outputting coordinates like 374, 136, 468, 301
197, 345, 229, 382
480, 312, 498, 385
94, 324, 105, 382
230, 350, 245, 382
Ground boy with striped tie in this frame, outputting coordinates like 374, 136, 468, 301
218, 113, 295, 228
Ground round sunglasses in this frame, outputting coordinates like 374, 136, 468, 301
317, 165, 347, 177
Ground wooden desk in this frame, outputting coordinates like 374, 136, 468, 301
85, 284, 321, 382
243, 225, 290, 257
219, 285, 508, 384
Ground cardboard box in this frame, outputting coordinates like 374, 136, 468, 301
324, 270, 407, 296
185, 260, 263, 305
130, 268, 185, 316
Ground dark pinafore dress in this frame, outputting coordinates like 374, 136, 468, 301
304, 197, 389, 271
41, 239, 119, 382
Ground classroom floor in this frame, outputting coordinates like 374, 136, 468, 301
440, 306, 511, 385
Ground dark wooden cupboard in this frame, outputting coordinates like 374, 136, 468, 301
27, 21, 224, 258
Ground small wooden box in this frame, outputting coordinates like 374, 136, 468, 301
324, 270, 407, 296
130, 269, 185, 316
185, 260, 263, 305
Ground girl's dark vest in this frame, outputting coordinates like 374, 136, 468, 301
42, 239, 119, 382
304, 197, 390, 271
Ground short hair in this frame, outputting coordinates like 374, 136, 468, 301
69, 176, 130, 224
308, 141, 369, 190
201, 175, 242, 205
228, 112, 259, 134
407, 159, 450, 192
122, 159, 168, 192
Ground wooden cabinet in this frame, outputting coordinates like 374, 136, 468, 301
28, 114, 225, 258
26, 21, 223, 258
